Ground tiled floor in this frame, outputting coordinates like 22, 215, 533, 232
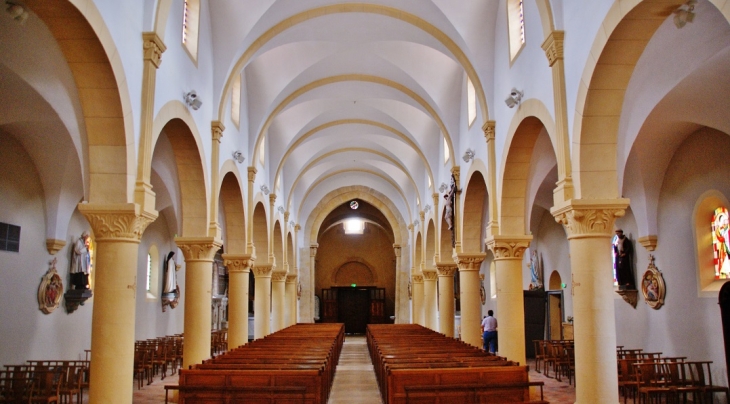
78, 338, 580, 403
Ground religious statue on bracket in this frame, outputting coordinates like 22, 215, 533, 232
443, 174, 456, 248
528, 249, 544, 291
38, 258, 63, 314
161, 251, 180, 312
64, 231, 93, 313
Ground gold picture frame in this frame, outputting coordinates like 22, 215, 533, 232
38, 258, 63, 314
640, 255, 666, 310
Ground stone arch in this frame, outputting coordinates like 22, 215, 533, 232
219, 172, 246, 255
331, 257, 379, 286
252, 202, 269, 261
25, 0, 134, 203
535, 0, 556, 39
462, 171, 487, 252
573, 0, 730, 200
162, 118, 208, 236
500, 116, 550, 235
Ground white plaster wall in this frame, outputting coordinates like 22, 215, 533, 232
529, 207, 572, 318
0, 134, 93, 364
616, 129, 730, 387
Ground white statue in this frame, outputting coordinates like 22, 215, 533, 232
70, 232, 91, 289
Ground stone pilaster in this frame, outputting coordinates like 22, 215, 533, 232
486, 235, 532, 364
252, 264, 274, 339
175, 236, 223, 371
436, 263, 458, 337
454, 252, 486, 348
541, 31, 574, 205
285, 274, 298, 326
551, 198, 629, 404
411, 273, 424, 325
134, 33, 166, 217
78, 203, 156, 404
208, 122, 224, 239
422, 269, 438, 331
483, 121, 499, 237
222, 254, 253, 349
246, 167, 257, 256
309, 244, 318, 322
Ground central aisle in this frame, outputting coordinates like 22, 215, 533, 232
328, 335, 383, 404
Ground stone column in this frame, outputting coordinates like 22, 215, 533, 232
78, 203, 155, 404
552, 199, 628, 403
246, 168, 257, 258
285, 274, 298, 326
411, 273, 424, 325
175, 237, 223, 370
486, 235, 532, 364
436, 263, 457, 337
208, 122, 224, 239
393, 244, 402, 324
252, 264, 274, 339
222, 254, 253, 349
454, 252, 486, 347
309, 244, 318, 321
134, 33, 166, 214
541, 31, 574, 205
422, 269, 438, 331
483, 122, 499, 237
271, 271, 287, 332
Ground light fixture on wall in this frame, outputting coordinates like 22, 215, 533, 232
289, 220, 295, 227
277, 206, 285, 214
5, 1, 28, 24
505, 88, 523, 108
413, 219, 419, 227
232, 150, 244, 164
424, 204, 431, 213
674, 0, 696, 28
184, 90, 202, 110
439, 182, 448, 193
462, 148, 475, 163
260, 185, 270, 195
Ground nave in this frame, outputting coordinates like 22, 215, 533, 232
122, 336, 576, 404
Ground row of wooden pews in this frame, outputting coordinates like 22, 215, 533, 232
174, 323, 345, 404
367, 324, 547, 404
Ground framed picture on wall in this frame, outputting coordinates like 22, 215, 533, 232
640, 255, 666, 310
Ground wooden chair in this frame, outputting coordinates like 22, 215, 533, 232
662, 361, 702, 404
634, 362, 674, 404
532, 340, 546, 373
542, 341, 558, 378
687, 361, 730, 404
618, 358, 640, 404
28, 368, 63, 404
58, 365, 83, 404
150, 341, 168, 380
133, 349, 149, 390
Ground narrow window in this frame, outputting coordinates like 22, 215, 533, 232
231, 73, 241, 127
259, 138, 265, 166
147, 245, 159, 299
467, 77, 476, 127
0, 222, 20, 252
182, 0, 201, 63
713, 207, 730, 280
443, 138, 450, 164
693, 191, 730, 295
507, 0, 525, 62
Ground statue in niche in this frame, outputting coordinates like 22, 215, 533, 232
443, 174, 456, 247
528, 249, 543, 290
161, 251, 180, 312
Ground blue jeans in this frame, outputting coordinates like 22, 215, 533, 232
483, 330, 497, 353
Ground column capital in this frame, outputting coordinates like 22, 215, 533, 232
222, 253, 253, 273
451, 166, 461, 189
551, 198, 629, 239
454, 252, 487, 272
541, 30, 565, 67
393, 244, 401, 257
142, 32, 166, 68
482, 120, 496, 142
638, 235, 658, 251
78, 203, 157, 242
269, 193, 277, 206
422, 269, 437, 281
310, 244, 318, 257
485, 235, 532, 260
407, 223, 414, 231
284, 211, 290, 222
252, 263, 274, 278
294, 224, 301, 232
436, 262, 458, 277
46, 239, 66, 255
211, 121, 225, 142
175, 237, 222, 261
412, 274, 424, 283
272, 272, 287, 282
286, 274, 298, 283
247, 166, 257, 182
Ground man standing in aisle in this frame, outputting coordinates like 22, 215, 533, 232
481, 310, 498, 353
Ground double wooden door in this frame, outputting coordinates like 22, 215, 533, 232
321, 287, 386, 334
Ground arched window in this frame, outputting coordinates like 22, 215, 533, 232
507, 0, 525, 62
259, 137, 265, 167
443, 138, 450, 165
147, 245, 160, 299
182, 0, 200, 63
611, 234, 619, 286
467, 77, 476, 127
693, 190, 730, 295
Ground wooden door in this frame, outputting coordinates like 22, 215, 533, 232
338, 288, 370, 334
523, 290, 546, 358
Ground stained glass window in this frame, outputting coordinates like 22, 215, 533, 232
712, 207, 730, 279
611, 234, 619, 285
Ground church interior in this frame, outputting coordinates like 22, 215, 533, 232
1, 0, 730, 402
